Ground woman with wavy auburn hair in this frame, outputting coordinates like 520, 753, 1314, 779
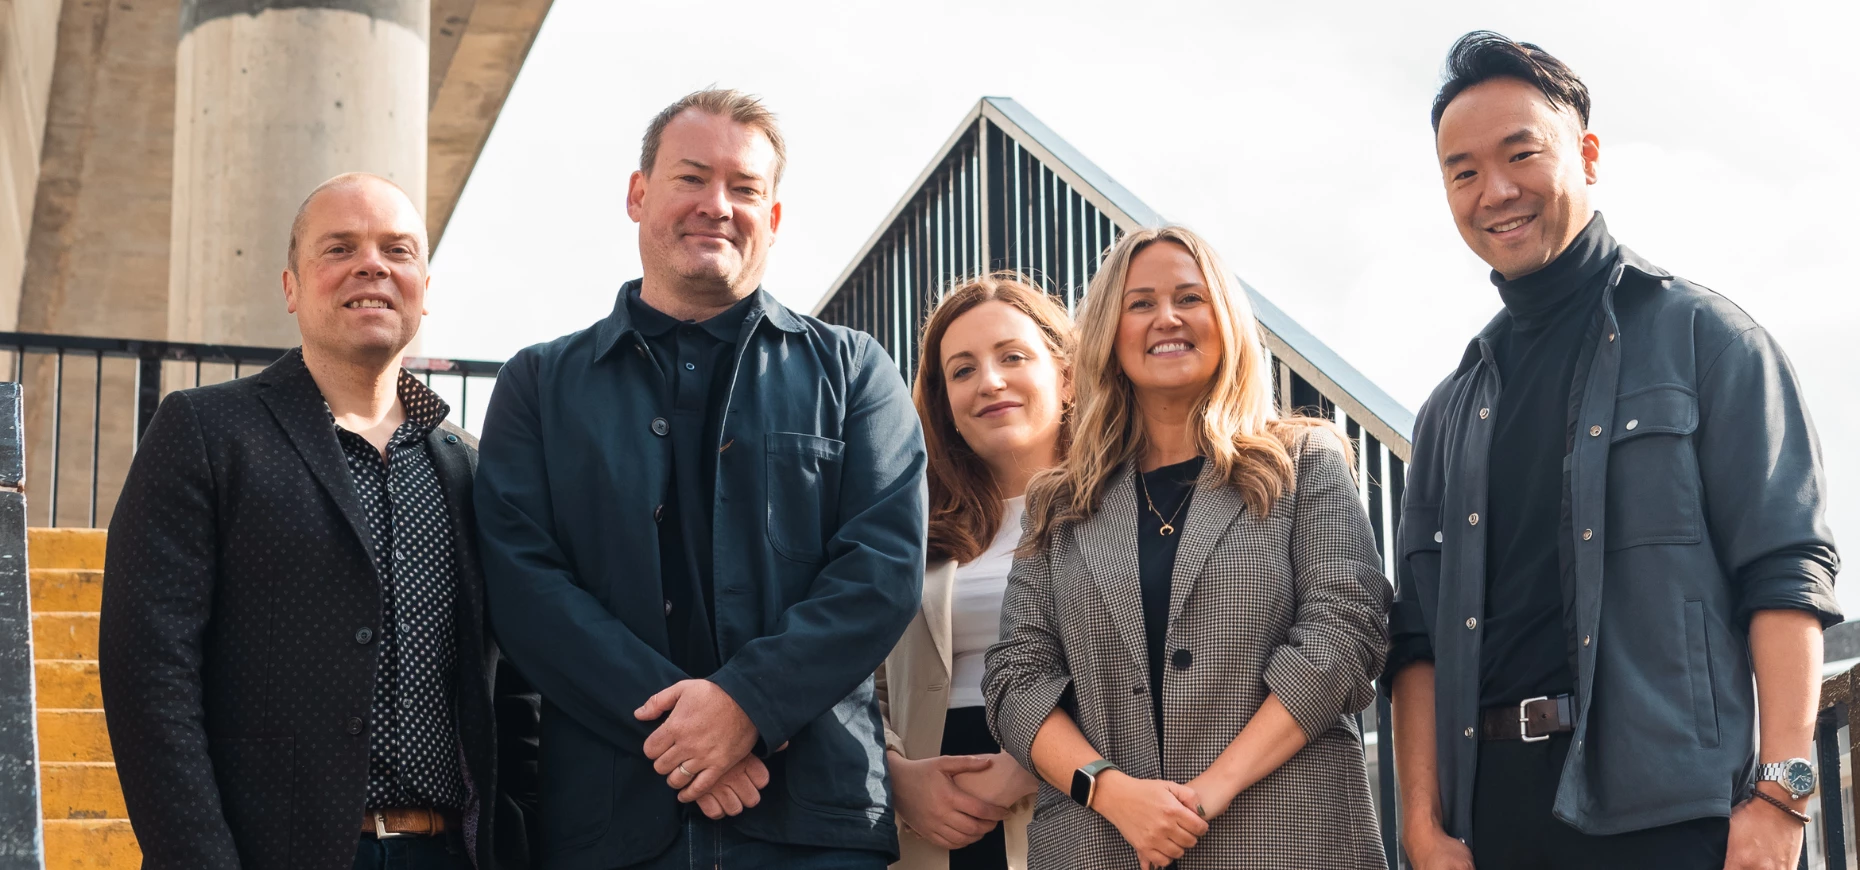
877, 273, 1074, 870
983, 226, 1391, 869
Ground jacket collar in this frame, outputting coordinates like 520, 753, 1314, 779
1451, 244, 1672, 377
593, 279, 806, 361
252, 348, 377, 564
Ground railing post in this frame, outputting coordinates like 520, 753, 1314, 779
135, 352, 162, 444
0, 383, 45, 867
1820, 702, 1848, 869
1377, 692, 1400, 869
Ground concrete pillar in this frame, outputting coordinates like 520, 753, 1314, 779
169, 0, 428, 348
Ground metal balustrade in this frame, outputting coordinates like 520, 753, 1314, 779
0, 332, 501, 528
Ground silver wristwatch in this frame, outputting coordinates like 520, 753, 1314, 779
1757, 758, 1817, 800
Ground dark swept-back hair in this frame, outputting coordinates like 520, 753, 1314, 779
1430, 31, 1591, 132
915, 272, 1075, 565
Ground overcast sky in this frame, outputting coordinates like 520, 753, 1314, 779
430, 0, 1858, 608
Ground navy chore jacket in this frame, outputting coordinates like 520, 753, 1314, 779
474, 283, 926, 868
1389, 248, 1841, 838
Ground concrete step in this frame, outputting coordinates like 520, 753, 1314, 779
31, 569, 102, 613
43, 818, 140, 868
36, 660, 101, 709
32, 612, 98, 661
40, 761, 126, 820
28, 528, 107, 571
38, 709, 112, 763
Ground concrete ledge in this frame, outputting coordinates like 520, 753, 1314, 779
43, 818, 139, 868
40, 761, 125, 820
35, 660, 100, 709
30, 570, 102, 612
27, 529, 106, 570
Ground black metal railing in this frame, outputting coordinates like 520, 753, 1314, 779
0, 332, 502, 529
814, 96, 1417, 868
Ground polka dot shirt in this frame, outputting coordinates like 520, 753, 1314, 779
331, 373, 468, 812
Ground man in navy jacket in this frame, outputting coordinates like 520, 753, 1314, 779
474, 88, 926, 869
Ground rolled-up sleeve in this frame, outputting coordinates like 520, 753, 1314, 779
983, 528, 1073, 770
1264, 430, 1395, 741
1694, 325, 1841, 629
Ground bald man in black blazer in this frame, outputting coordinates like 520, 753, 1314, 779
99, 174, 538, 870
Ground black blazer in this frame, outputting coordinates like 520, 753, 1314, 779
99, 350, 539, 870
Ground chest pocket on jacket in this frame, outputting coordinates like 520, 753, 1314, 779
1605, 385, 1703, 550
767, 432, 845, 563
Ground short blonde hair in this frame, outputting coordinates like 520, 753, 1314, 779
639, 88, 787, 191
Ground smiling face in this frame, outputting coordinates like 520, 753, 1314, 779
628, 109, 782, 302
939, 300, 1069, 483
282, 177, 429, 364
1114, 241, 1221, 408
1436, 76, 1600, 279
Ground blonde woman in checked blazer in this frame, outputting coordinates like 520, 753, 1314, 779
983, 226, 1392, 870
878, 274, 1075, 870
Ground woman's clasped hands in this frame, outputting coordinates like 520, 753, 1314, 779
1092, 770, 1210, 870
890, 752, 1032, 851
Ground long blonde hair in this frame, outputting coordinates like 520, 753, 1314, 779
1021, 225, 1348, 551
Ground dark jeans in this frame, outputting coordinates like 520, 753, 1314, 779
1470, 733, 1729, 869
942, 705, 1008, 870
628, 816, 891, 869
352, 833, 472, 870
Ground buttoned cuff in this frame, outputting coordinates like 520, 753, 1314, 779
1736, 553, 1842, 630
1382, 598, 1436, 696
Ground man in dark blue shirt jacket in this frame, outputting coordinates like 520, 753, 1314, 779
474, 88, 926, 870
1388, 33, 1841, 870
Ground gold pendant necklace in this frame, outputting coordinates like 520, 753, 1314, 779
1139, 470, 1193, 536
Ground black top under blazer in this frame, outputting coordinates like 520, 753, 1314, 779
98, 350, 540, 870
984, 431, 1392, 869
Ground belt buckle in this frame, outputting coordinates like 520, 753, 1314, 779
1519, 695, 1551, 743
373, 812, 412, 840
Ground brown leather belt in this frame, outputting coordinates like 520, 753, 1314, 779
361, 808, 455, 838
1479, 694, 1576, 742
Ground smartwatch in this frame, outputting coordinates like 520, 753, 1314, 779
1071, 759, 1120, 808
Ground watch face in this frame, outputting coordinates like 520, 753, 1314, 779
1787, 761, 1816, 795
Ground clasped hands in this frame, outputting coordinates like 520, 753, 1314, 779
635, 679, 769, 820
1095, 770, 1240, 870
890, 751, 1039, 851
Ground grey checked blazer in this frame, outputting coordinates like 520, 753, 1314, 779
983, 431, 1391, 869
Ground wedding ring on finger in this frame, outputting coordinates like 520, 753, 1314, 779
678, 761, 695, 779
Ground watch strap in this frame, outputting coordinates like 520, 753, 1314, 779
1072, 759, 1119, 808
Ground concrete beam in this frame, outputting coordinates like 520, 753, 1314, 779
425, 0, 550, 249
0, 0, 68, 332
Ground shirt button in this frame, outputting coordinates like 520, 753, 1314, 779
654, 504, 665, 523
1468, 513, 1479, 526
347, 717, 364, 735
445, 433, 459, 444
1625, 419, 1639, 431
1433, 531, 1443, 543
1583, 635, 1592, 647
1608, 332, 1617, 342
401, 698, 414, 710
398, 621, 412, 634
1582, 529, 1593, 541
1589, 425, 1602, 437
1172, 649, 1193, 670
1464, 727, 1475, 739
355, 627, 374, 644
664, 599, 674, 616
651, 417, 670, 436
684, 362, 696, 371
1465, 617, 1477, 630
1478, 408, 1490, 420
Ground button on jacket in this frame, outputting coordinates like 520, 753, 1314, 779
1388, 247, 1842, 838
474, 283, 926, 867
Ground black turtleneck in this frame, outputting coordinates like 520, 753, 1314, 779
1479, 212, 1618, 707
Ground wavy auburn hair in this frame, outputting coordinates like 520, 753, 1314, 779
1022, 226, 1349, 552
915, 273, 1076, 565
